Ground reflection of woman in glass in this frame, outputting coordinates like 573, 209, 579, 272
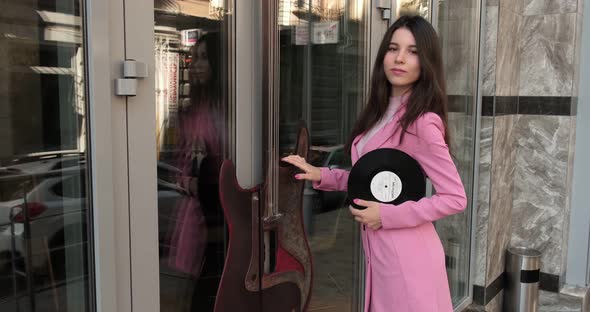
167, 32, 225, 311
283, 16, 466, 312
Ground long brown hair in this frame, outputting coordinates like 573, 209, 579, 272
346, 15, 449, 154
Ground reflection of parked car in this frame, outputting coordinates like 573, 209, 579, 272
0, 152, 87, 277
0, 159, 187, 297
307, 145, 351, 212
0, 151, 85, 202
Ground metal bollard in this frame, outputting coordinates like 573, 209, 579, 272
503, 246, 542, 312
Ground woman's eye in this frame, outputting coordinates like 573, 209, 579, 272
388, 47, 397, 52
409, 50, 418, 55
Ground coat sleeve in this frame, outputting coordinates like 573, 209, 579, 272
379, 113, 467, 229
312, 167, 350, 192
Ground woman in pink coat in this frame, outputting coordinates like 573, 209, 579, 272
283, 15, 467, 312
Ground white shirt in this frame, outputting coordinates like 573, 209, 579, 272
356, 94, 407, 156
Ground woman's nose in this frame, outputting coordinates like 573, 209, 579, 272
395, 51, 405, 64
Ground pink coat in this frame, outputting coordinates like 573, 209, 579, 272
313, 105, 467, 312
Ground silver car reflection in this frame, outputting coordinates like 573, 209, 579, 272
0, 155, 187, 299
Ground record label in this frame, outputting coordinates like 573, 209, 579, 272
370, 171, 402, 202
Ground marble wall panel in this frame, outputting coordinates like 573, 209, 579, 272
499, 0, 522, 15
522, 0, 578, 15
486, 289, 504, 312
482, 6, 499, 96
520, 0, 578, 15
475, 0, 583, 297
486, 115, 517, 284
511, 115, 571, 275
519, 13, 577, 96
496, 7, 521, 96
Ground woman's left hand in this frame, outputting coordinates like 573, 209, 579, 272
349, 199, 382, 230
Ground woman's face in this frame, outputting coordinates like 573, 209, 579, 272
190, 41, 211, 85
383, 27, 421, 94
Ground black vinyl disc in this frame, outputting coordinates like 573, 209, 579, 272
347, 148, 426, 209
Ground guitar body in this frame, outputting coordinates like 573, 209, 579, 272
215, 125, 313, 312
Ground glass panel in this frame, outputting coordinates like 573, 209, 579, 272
153, 0, 230, 311
278, 0, 367, 310
434, 0, 479, 306
0, 0, 92, 310
357, 2, 480, 307
392, 1, 479, 306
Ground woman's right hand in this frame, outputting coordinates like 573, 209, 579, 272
281, 155, 322, 182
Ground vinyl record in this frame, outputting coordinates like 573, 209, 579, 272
348, 148, 426, 209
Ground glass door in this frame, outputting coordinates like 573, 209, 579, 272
118, 0, 485, 310
434, 0, 481, 309
0, 0, 98, 311
273, 1, 371, 310
117, 0, 382, 311
394, 0, 482, 309
152, 1, 231, 311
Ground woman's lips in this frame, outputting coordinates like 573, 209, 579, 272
391, 68, 406, 75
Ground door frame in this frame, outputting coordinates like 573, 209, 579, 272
85, 0, 483, 310
566, 0, 590, 288
117, 0, 161, 309
85, 0, 131, 311
86, 0, 159, 310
